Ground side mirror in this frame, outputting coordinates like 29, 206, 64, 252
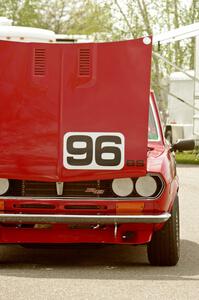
171, 139, 196, 152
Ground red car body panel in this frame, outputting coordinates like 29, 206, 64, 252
0, 37, 179, 245
0, 38, 151, 181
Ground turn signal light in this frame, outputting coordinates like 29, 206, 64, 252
0, 200, 5, 211
116, 202, 144, 214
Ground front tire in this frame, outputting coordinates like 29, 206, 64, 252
147, 195, 180, 266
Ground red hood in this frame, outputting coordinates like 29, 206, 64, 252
0, 37, 152, 181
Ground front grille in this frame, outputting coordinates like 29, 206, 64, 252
24, 180, 98, 197
7, 180, 108, 198
5, 176, 164, 199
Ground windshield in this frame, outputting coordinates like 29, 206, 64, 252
148, 103, 159, 141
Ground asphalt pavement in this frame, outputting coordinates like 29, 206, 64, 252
0, 165, 198, 300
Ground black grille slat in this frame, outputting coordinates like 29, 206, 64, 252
64, 181, 97, 197
16, 204, 55, 209
23, 181, 56, 197
22, 180, 97, 197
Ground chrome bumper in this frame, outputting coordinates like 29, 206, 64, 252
0, 213, 170, 224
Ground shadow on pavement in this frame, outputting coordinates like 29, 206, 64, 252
0, 239, 198, 281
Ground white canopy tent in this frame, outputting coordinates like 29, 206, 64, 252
153, 22, 199, 45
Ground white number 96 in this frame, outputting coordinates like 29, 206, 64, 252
63, 132, 125, 170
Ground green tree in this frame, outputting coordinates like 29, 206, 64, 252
0, 0, 41, 27
17, 0, 42, 27
65, 0, 113, 37
0, 0, 113, 37
0, 0, 21, 22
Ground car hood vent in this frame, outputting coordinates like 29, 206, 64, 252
79, 48, 91, 76
34, 48, 46, 76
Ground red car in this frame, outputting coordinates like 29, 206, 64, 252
0, 36, 193, 265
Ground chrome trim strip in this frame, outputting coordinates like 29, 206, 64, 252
0, 196, 158, 201
0, 212, 170, 224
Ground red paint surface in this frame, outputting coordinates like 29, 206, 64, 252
0, 38, 152, 182
0, 224, 153, 245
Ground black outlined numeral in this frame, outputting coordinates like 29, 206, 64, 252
95, 136, 121, 166
67, 135, 92, 166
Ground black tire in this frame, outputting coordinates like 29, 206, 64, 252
147, 195, 180, 266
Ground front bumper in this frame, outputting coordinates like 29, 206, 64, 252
0, 212, 170, 224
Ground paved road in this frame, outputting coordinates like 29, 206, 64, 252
0, 165, 198, 300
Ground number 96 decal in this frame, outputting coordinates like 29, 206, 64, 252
63, 132, 125, 170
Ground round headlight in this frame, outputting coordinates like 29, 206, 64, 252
0, 178, 9, 195
112, 178, 134, 197
135, 175, 157, 197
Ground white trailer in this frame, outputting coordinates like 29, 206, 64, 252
165, 71, 194, 143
